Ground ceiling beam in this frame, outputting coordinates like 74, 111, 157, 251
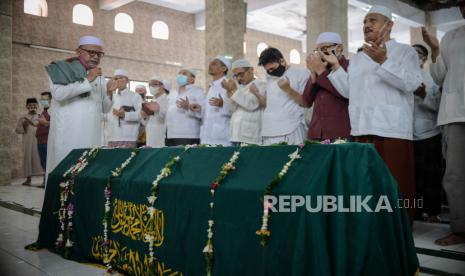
99, 0, 135, 10
349, 0, 425, 27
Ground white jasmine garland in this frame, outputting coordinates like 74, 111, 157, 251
145, 145, 195, 264
256, 146, 304, 246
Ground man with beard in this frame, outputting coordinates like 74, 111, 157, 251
222, 59, 266, 145
45, 36, 116, 178
422, 0, 465, 245
327, 5, 423, 221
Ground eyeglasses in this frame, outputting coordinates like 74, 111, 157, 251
233, 70, 249, 79
79, 47, 105, 58
314, 44, 338, 53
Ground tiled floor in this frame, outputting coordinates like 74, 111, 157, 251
0, 177, 464, 276
0, 177, 106, 276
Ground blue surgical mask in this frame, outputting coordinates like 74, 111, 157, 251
39, 99, 49, 108
176, 75, 189, 87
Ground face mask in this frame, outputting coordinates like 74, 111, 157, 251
267, 64, 286, 77
78, 56, 93, 70
149, 85, 161, 95
39, 100, 49, 108
176, 75, 189, 87
137, 93, 146, 100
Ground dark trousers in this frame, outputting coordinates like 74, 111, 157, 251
414, 134, 444, 217
355, 135, 416, 221
37, 143, 47, 170
165, 138, 200, 147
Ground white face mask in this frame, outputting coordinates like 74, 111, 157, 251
149, 85, 161, 95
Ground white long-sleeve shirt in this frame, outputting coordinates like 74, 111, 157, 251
413, 69, 441, 141
224, 79, 266, 145
429, 25, 465, 126
261, 67, 310, 137
107, 88, 142, 142
144, 93, 168, 147
328, 39, 422, 140
46, 76, 112, 175
166, 85, 205, 139
200, 77, 232, 146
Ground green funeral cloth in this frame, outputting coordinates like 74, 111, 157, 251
32, 144, 419, 276
45, 59, 87, 85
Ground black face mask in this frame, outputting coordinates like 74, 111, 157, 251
267, 64, 286, 77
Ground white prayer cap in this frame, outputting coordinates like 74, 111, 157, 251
367, 5, 393, 20
162, 80, 171, 91
135, 84, 146, 90
149, 76, 163, 82
232, 59, 252, 70
78, 36, 104, 47
114, 69, 129, 78
180, 68, 197, 77
316, 32, 342, 45
214, 55, 232, 70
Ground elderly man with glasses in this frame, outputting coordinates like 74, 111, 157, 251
221, 59, 266, 146
293, 32, 350, 141
44, 35, 117, 181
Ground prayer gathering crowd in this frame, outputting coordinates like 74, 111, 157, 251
16, 4, 465, 246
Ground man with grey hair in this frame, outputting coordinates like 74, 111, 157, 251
222, 59, 266, 145
45, 36, 116, 177
422, 0, 465, 245
327, 5, 422, 221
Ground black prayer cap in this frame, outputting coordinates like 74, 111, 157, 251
26, 98, 38, 105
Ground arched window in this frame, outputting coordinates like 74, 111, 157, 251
256, 42, 268, 57
289, 49, 301, 64
115, 13, 134, 34
72, 4, 93, 26
24, 0, 48, 17
151, 21, 169, 40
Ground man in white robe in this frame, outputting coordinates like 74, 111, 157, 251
190, 56, 233, 146
258, 47, 310, 145
107, 69, 142, 148
422, 0, 465, 245
15, 98, 43, 185
166, 69, 205, 146
222, 59, 266, 145
327, 6, 423, 221
141, 77, 168, 148
46, 36, 115, 177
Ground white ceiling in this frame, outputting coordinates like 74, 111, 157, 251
137, 0, 464, 53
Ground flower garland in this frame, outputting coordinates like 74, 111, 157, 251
56, 147, 99, 252
145, 144, 198, 263
320, 138, 347, 145
204, 150, 241, 276
103, 149, 139, 275
256, 145, 304, 246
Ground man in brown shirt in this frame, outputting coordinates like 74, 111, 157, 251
301, 32, 350, 140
